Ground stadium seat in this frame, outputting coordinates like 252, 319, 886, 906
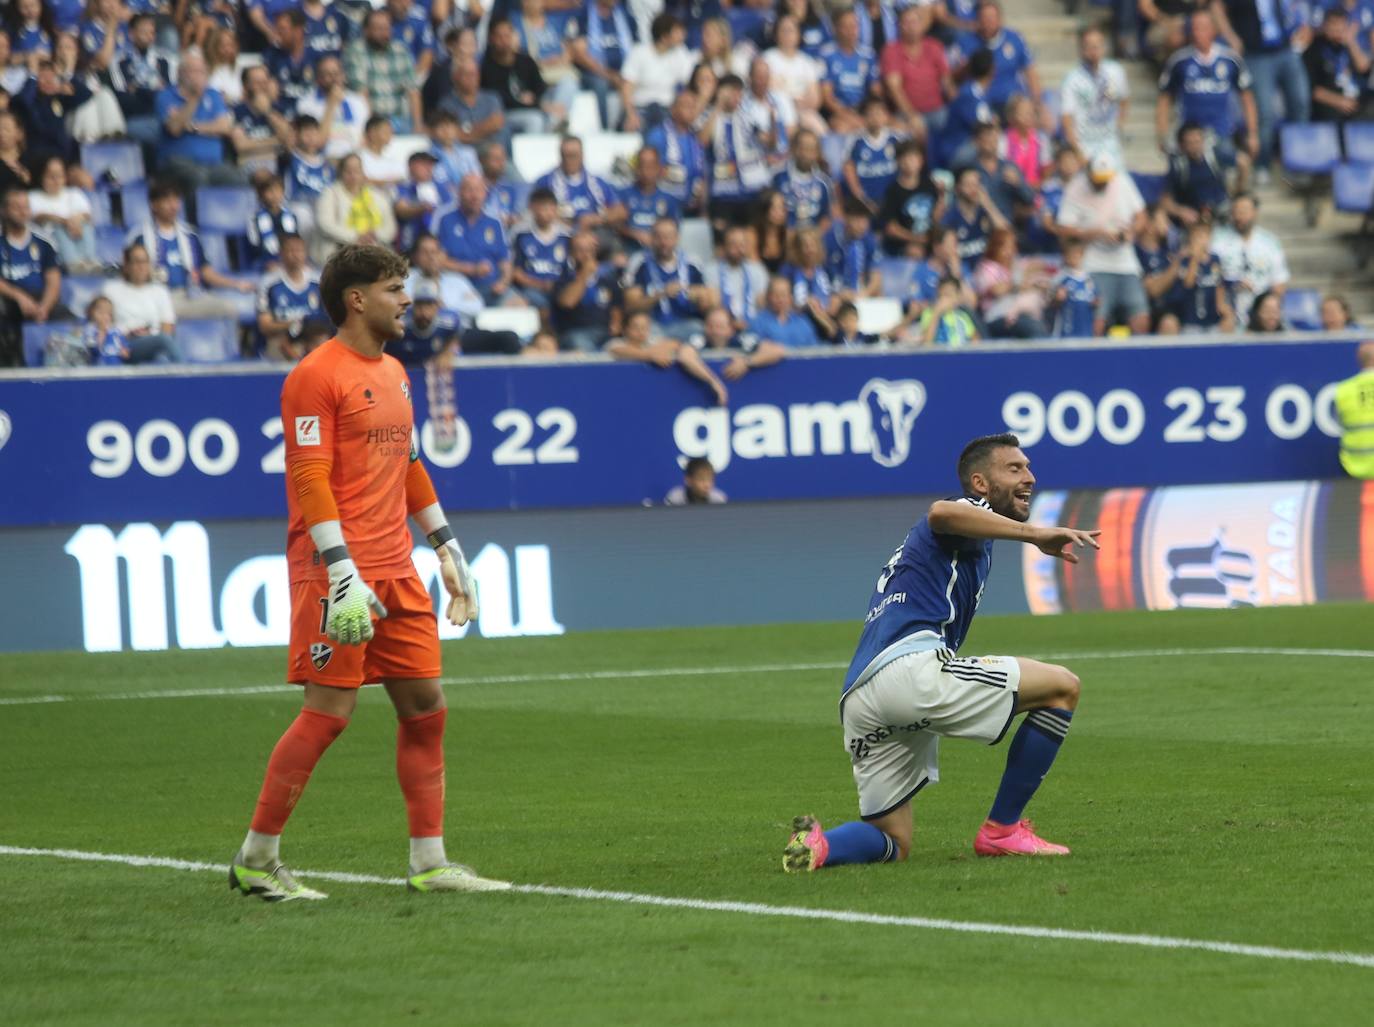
21, 322, 73, 367
61, 275, 105, 315
855, 297, 904, 336
210, 282, 261, 326
1282, 288, 1322, 330
1131, 172, 1166, 207
568, 90, 603, 137
1280, 123, 1341, 176
389, 134, 433, 162
119, 183, 151, 229
95, 225, 126, 266
81, 141, 145, 186
199, 230, 231, 273
176, 318, 241, 362
680, 218, 714, 267
475, 307, 541, 340
194, 186, 257, 233
512, 133, 561, 183
583, 132, 642, 178
1343, 122, 1374, 164
879, 257, 916, 300
1333, 162, 1374, 214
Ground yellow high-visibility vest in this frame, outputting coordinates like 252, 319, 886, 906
1335, 368, 1374, 479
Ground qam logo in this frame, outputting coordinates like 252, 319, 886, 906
672, 377, 927, 472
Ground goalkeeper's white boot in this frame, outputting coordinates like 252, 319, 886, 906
407, 862, 512, 893
229, 849, 328, 902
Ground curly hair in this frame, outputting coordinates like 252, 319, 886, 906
319, 244, 409, 327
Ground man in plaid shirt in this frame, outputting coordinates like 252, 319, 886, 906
345, 9, 422, 133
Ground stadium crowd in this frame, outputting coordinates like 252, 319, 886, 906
0, 0, 1368, 374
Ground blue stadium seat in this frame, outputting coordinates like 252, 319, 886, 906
21, 321, 85, 367
1343, 122, 1374, 164
1280, 123, 1341, 175
194, 186, 257, 233
199, 230, 231, 273
81, 141, 145, 185
95, 225, 126, 266
61, 275, 105, 315
1282, 288, 1322, 330
1333, 162, 1374, 213
879, 257, 916, 300
91, 189, 113, 227
175, 319, 241, 363
1131, 172, 1166, 207
209, 282, 261, 326
118, 184, 151, 229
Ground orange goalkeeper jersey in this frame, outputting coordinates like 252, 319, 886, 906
281, 338, 417, 583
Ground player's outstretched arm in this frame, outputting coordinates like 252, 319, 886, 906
405, 457, 480, 626
928, 500, 1101, 563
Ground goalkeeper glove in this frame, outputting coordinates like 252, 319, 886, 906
434, 539, 479, 626
325, 557, 388, 645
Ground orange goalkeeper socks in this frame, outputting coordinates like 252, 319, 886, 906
249, 708, 349, 835
397, 708, 447, 838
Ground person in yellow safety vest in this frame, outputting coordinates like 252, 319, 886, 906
1335, 340, 1374, 479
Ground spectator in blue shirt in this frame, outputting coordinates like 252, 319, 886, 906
619, 146, 682, 253
1213, 0, 1311, 177
284, 115, 334, 236
155, 50, 246, 189
107, 14, 172, 150
644, 90, 707, 212
749, 275, 822, 349
623, 217, 719, 340
569, 0, 639, 131
950, 1, 1041, 111
394, 151, 454, 255
773, 128, 837, 231
938, 46, 997, 169
959, 120, 1034, 223
1177, 220, 1236, 332
845, 97, 901, 216
435, 173, 515, 305
942, 164, 1009, 273
255, 233, 323, 360
264, 10, 315, 116
825, 201, 883, 301
0, 188, 70, 362
1136, 203, 1184, 334
819, 6, 881, 134
386, 0, 436, 81
1163, 122, 1230, 226
1048, 239, 1099, 338
82, 296, 132, 366
246, 172, 301, 271
555, 230, 624, 352
1156, 11, 1258, 191
534, 135, 626, 241
14, 59, 90, 166
512, 187, 572, 317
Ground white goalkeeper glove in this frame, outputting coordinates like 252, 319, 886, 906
325, 557, 388, 645
435, 539, 479, 626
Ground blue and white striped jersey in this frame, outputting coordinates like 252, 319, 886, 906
843, 497, 994, 694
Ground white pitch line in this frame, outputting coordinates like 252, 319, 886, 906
1, 648, 1372, 708
1, 844, 1371, 971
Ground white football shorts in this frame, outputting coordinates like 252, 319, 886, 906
840, 648, 1021, 820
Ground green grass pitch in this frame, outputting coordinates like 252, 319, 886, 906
2, 604, 1373, 1025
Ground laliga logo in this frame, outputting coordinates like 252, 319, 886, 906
673, 377, 926, 471
861, 378, 926, 468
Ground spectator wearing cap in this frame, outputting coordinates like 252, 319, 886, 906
554, 229, 624, 353
512, 187, 572, 318
393, 280, 465, 366
1304, 8, 1372, 124
438, 57, 506, 150
533, 135, 626, 238
295, 55, 370, 161
619, 146, 683, 255
623, 217, 718, 341
435, 172, 515, 306
881, 5, 952, 143
948, 1, 1040, 112
255, 232, 322, 360
155, 50, 245, 190
344, 8, 422, 133
1156, 11, 1258, 193
1056, 152, 1150, 335
481, 17, 556, 137
938, 47, 996, 169
1212, 0, 1311, 181
395, 151, 454, 255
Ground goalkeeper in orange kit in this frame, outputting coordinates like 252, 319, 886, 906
229, 244, 508, 901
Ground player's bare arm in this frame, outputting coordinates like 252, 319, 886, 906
928, 501, 1101, 563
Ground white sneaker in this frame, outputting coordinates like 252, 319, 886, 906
228, 849, 328, 902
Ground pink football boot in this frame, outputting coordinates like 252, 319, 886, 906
973, 819, 1071, 856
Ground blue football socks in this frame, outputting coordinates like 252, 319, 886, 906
987, 707, 1073, 826
824, 820, 898, 865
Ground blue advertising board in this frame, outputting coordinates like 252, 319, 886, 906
0, 337, 1360, 527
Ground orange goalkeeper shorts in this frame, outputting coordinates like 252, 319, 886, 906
287, 572, 441, 688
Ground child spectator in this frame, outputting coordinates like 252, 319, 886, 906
833, 300, 881, 348
664, 456, 728, 505
81, 295, 130, 366
393, 151, 454, 255
878, 138, 942, 257
691, 305, 785, 380
246, 171, 301, 272
825, 200, 882, 300
27, 154, 97, 272
1164, 122, 1228, 226
512, 187, 572, 318
843, 96, 899, 216
917, 276, 980, 346
1048, 239, 1098, 338
1176, 221, 1234, 333
1136, 204, 1184, 334
608, 309, 729, 406
902, 225, 977, 329
1000, 94, 1051, 189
